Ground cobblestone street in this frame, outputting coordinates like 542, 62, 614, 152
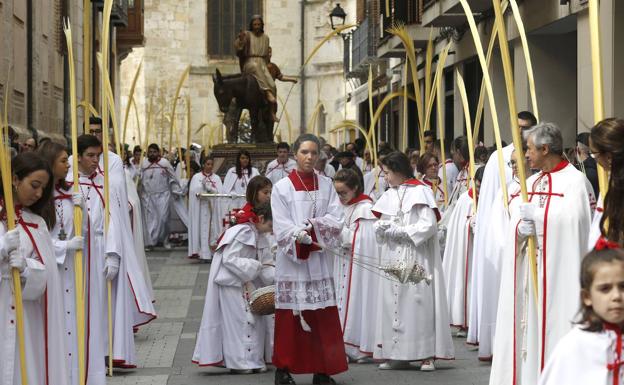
107, 247, 491, 385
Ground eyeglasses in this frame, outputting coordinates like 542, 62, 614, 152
507, 160, 517, 168
590, 151, 601, 159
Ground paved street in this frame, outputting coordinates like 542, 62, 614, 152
108, 247, 491, 385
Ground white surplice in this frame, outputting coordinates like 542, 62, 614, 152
222, 167, 260, 211
188, 172, 224, 260
588, 196, 604, 251
539, 325, 623, 385
363, 167, 388, 202
0, 208, 68, 385
467, 144, 513, 357
264, 158, 297, 185
371, 180, 454, 361
438, 159, 459, 198
442, 190, 475, 329
315, 164, 336, 179
139, 157, 178, 246
335, 195, 380, 359
489, 162, 596, 385
192, 223, 270, 369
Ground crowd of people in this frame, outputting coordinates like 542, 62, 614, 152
0, 112, 622, 385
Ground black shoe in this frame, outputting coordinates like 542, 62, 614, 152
275, 368, 296, 385
313, 373, 336, 385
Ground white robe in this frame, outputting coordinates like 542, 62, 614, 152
192, 223, 270, 369
588, 196, 604, 251
442, 190, 475, 329
539, 325, 623, 385
335, 197, 380, 359
371, 181, 454, 361
467, 178, 519, 354
0, 208, 68, 385
188, 172, 224, 260
467, 144, 513, 357
315, 164, 336, 179
489, 162, 596, 385
139, 157, 178, 246
264, 158, 296, 185
222, 167, 260, 211
126, 170, 155, 301
363, 167, 388, 202
99, 152, 157, 365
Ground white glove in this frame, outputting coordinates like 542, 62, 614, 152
374, 220, 392, 235
1, 229, 20, 259
104, 254, 120, 281
517, 219, 536, 238
66, 235, 84, 251
301, 222, 313, 233
8, 252, 26, 273
519, 202, 538, 221
384, 223, 407, 242
172, 190, 185, 197
72, 191, 85, 207
295, 230, 313, 245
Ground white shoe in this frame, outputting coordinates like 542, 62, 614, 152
230, 369, 253, 374
456, 329, 467, 338
420, 360, 435, 371
163, 239, 172, 249
378, 360, 411, 370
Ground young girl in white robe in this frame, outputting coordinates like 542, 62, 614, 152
371, 151, 454, 372
0, 152, 69, 385
39, 142, 89, 385
192, 203, 274, 372
442, 166, 484, 337
188, 158, 223, 261
222, 150, 260, 210
539, 244, 624, 385
333, 168, 380, 362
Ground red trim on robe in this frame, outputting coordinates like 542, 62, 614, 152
288, 170, 319, 191
605, 323, 623, 385
347, 194, 372, 205
273, 307, 348, 375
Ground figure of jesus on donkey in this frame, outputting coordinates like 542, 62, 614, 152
213, 15, 297, 143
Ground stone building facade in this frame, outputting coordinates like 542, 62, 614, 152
119, 0, 357, 149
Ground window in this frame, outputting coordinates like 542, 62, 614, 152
207, 0, 263, 58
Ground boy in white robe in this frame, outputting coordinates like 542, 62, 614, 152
188, 158, 224, 261
264, 142, 296, 184
192, 203, 274, 372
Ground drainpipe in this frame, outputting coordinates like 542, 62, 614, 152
27, 0, 35, 139
300, 0, 306, 134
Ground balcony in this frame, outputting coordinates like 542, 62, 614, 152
117, 0, 144, 51
93, 0, 129, 27
377, 0, 431, 58
345, 17, 380, 79
421, 0, 492, 27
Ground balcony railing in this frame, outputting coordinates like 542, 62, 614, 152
381, 0, 422, 37
346, 17, 378, 78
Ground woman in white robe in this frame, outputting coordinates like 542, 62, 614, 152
222, 150, 260, 210
333, 169, 380, 361
371, 151, 454, 372
192, 205, 274, 372
188, 158, 223, 261
0, 152, 68, 385
417, 153, 447, 214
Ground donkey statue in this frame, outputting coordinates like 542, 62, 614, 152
212, 69, 274, 143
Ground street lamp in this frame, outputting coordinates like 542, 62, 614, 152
329, 3, 347, 30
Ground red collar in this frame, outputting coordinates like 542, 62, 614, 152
347, 194, 372, 205
149, 157, 160, 164
402, 178, 425, 187
543, 159, 569, 174
235, 202, 257, 224
202, 171, 213, 178
288, 170, 318, 192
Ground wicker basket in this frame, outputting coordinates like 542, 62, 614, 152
249, 285, 275, 315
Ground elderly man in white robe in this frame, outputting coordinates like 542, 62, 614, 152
188, 158, 224, 261
265, 142, 297, 184
467, 111, 536, 359
489, 122, 596, 385
271, 134, 347, 385
139, 143, 180, 249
